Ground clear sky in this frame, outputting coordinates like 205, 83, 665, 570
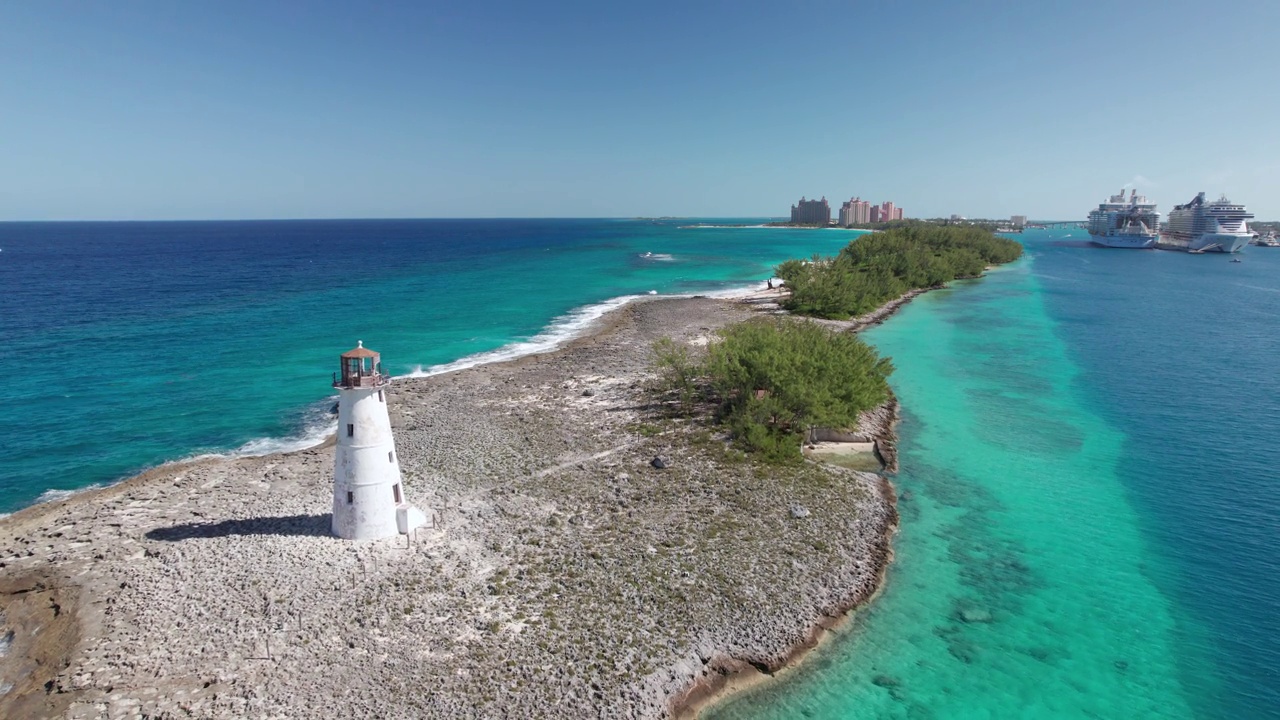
2, 0, 1277, 220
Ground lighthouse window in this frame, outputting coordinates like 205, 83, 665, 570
346, 491, 353, 504
347, 424, 354, 437
388, 451, 395, 463
378, 390, 384, 402
393, 484, 402, 504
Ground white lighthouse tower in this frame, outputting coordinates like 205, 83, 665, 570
331, 341, 426, 540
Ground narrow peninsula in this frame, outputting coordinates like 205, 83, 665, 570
0, 224, 1022, 719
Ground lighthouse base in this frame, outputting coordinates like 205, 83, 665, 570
397, 505, 429, 534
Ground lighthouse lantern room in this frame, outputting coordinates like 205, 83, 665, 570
331, 341, 427, 539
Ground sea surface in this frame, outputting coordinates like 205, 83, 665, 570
0, 219, 855, 512
3, 221, 1277, 717
709, 229, 1280, 719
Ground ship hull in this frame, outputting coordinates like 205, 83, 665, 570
1159, 233, 1253, 253
1192, 233, 1251, 253
1089, 233, 1157, 249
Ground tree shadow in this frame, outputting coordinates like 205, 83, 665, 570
146, 514, 331, 541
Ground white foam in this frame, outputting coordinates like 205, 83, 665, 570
35, 484, 103, 504
696, 284, 768, 299
234, 415, 337, 457
168, 405, 339, 466
404, 283, 785, 379
404, 294, 646, 378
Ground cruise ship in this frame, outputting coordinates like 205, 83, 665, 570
1160, 192, 1254, 253
1087, 188, 1159, 248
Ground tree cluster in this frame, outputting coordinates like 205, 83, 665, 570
774, 224, 1023, 319
652, 318, 893, 462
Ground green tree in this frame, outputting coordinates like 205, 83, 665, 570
775, 224, 1022, 319
701, 318, 893, 460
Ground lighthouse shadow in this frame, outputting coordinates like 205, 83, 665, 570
145, 513, 332, 541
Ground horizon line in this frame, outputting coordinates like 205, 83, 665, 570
0, 215, 1092, 224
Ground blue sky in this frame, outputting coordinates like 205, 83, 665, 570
2, 1, 1276, 220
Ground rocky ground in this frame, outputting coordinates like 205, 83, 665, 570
0, 296, 896, 720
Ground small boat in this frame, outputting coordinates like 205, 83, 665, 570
1254, 231, 1280, 247
1230, 258, 1242, 263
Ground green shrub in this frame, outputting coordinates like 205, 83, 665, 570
649, 318, 893, 461
651, 336, 700, 409
777, 224, 1023, 319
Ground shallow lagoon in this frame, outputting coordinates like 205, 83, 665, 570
710, 245, 1205, 719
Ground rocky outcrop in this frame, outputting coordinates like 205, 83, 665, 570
0, 297, 897, 720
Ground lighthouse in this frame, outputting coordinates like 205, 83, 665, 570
331, 341, 427, 540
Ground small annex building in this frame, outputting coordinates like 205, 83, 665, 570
331, 341, 428, 540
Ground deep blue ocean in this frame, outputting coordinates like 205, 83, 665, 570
2, 220, 1277, 717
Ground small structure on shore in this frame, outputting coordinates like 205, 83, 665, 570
331, 341, 427, 539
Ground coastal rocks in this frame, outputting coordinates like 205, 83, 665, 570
0, 296, 897, 720
790, 504, 810, 519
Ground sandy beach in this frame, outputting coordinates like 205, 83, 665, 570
0, 293, 903, 720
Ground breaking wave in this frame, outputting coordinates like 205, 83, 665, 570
404, 283, 770, 379
405, 294, 647, 378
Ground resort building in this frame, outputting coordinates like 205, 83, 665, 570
790, 196, 831, 225
838, 201, 853, 227
797, 194, 900, 225
839, 197, 872, 226
1011, 215, 1028, 228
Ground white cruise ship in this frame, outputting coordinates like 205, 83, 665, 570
1160, 192, 1254, 253
1087, 188, 1159, 248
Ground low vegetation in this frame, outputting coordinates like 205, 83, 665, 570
652, 318, 892, 462
775, 224, 1023, 319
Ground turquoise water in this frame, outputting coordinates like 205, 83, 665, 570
0, 219, 861, 512
5, 222, 1278, 716
709, 232, 1280, 718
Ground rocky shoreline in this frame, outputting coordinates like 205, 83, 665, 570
0, 294, 901, 720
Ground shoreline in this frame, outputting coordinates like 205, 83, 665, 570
0, 293, 898, 719
673, 476, 898, 719
0, 279, 941, 720
669, 273, 1017, 718
0, 285, 769, 521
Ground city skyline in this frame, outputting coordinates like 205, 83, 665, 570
2, 1, 1277, 221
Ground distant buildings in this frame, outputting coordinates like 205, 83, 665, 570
1011, 215, 1028, 228
877, 202, 903, 221
790, 196, 831, 225
792, 194, 904, 226
839, 197, 871, 225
